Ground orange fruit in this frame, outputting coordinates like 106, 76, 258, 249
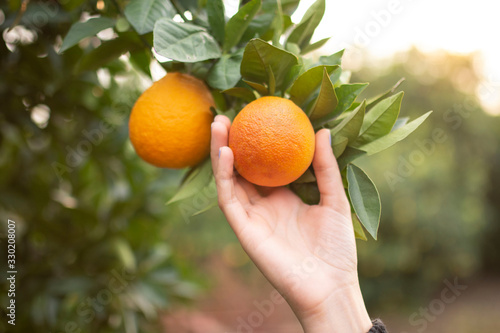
229, 96, 315, 187
129, 72, 215, 168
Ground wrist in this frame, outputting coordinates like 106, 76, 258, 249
296, 282, 372, 333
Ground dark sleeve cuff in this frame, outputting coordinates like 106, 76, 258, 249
367, 319, 388, 332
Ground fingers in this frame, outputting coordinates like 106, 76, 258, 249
312, 129, 349, 214
216, 146, 250, 234
210, 115, 231, 172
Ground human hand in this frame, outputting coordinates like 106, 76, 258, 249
211, 115, 372, 333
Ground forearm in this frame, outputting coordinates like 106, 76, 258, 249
296, 283, 372, 333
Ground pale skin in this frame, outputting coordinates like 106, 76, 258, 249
211, 115, 373, 333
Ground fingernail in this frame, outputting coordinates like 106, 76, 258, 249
218, 147, 222, 159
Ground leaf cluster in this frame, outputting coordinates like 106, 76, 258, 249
59, 0, 431, 240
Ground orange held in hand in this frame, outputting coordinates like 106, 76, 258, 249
229, 96, 315, 187
129, 72, 215, 168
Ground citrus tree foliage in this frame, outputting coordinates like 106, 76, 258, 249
63, 0, 430, 240
0, 2, 197, 333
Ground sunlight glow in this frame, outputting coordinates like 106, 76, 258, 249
295, 0, 500, 114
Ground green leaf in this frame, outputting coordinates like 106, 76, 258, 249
283, 64, 304, 92
312, 83, 367, 129
59, 17, 115, 53
223, 0, 261, 52
335, 83, 369, 115
352, 211, 368, 241
129, 49, 152, 76
111, 238, 136, 271
167, 159, 212, 204
240, 38, 298, 92
124, 0, 176, 35
267, 65, 276, 95
192, 196, 219, 216
366, 78, 405, 110
330, 100, 365, 144
353, 91, 403, 147
358, 111, 432, 156
286, 0, 325, 50
337, 146, 366, 171
222, 87, 256, 102
207, 53, 242, 90
207, 0, 226, 43
289, 65, 339, 107
308, 67, 338, 120
286, 42, 301, 55
154, 18, 222, 62
347, 164, 381, 240
319, 49, 345, 66
332, 136, 348, 158
244, 80, 268, 96
302, 37, 330, 55
264, 0, 300, 16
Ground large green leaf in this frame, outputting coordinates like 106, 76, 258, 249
330, 100, 366, 144
207, 53, 243, 90
124, 0, 176, 35
153, 19, 221, 62
167, 160, 213, 204
244, 80, 269, 96
240, 38, 298, 92
312, 83, 367, 129
207, 0, 226, 43
335, 83, 369, 115
286, 0, 325, 50
308, 68, 338, 120
347, 164, 381, 240
223, 0, 261, 52
289, 65, 339, 107
353, 91, 403, 147
222, 87, 257, 102
331, 135, 348, 158
358, 111, 432, 155
59, 17, 115, 53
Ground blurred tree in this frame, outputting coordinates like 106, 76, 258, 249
350, 49, 500, 311
0, 2, 197, 332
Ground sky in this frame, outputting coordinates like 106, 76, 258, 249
288, 0, 500, 114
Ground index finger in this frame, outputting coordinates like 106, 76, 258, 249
210, 115, 231, 172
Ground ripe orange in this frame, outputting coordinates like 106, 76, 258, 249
229, 96, 315, 187
129, 72, 215, 168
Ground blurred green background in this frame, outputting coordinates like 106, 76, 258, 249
1, 1, 499, 333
